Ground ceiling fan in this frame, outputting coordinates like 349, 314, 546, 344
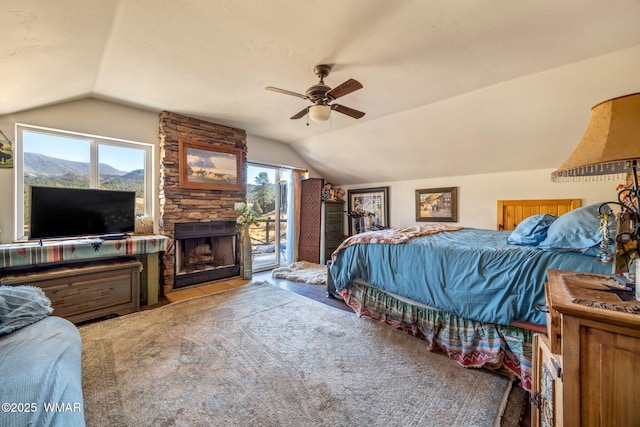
265, 64, 365, 122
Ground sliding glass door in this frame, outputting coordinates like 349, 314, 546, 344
246, 164, 293, 271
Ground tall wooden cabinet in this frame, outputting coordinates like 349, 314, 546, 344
531, 270, 640, 426
298, 178, 344, 264
321, 201, 345, 263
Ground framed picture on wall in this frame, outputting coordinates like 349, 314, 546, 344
0, 138, 14, 169
179, 140, 243, 191
415, 187, 458, 222
347, 187, 390, 235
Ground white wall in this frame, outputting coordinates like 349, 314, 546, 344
337, 169, 618, 230
246, 134, 320, 178
0, 98, 318, 243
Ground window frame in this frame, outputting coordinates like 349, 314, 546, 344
15, 123, 154, 240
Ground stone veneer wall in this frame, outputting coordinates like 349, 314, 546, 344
158, 111, 247, 294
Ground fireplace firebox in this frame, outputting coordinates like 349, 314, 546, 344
174, 221, 240, 288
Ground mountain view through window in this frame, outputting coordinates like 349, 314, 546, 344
19, 127, 151, 237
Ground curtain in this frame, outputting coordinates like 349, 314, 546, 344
286, 169, 305, 263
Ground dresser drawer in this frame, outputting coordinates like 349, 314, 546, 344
325, 221, 343, 234
2, 260, 141, 323
44, 268, 138, 320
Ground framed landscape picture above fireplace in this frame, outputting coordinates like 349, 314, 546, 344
179, 140, 243, 191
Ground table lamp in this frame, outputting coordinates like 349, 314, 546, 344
552, 93, 640, 280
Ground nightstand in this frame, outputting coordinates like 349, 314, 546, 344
531, 270, 640, 427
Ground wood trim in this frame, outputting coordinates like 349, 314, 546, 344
496, 199, 582, 231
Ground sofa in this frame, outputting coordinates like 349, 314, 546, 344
0, 286, 85, 427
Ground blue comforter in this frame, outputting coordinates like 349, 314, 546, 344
330, 228, 611, 325
0, 316, 85, 427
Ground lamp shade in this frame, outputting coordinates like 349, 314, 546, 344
552, 93, 640, 180
309, 105, 331, 122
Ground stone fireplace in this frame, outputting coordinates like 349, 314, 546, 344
159, 111, 247, 294
174, 221, 239, 288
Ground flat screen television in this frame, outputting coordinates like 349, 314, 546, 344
29, 186, 136, 240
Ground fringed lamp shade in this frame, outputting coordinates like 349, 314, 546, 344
553, 93, 640, 279
552, 93, 640, 181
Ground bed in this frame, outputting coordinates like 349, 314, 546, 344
329, 199, 614, 390
0, 286, 85, 427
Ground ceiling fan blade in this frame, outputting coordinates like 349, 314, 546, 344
265, 86, 308, 100
326, 79, 363, 100
290, 107, 309, 120
331, 104, 365, 119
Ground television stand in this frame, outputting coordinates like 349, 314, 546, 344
0, 235, 168, 306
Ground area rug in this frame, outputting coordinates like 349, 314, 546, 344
271, 260, 327, 284
80, 281, 520, 426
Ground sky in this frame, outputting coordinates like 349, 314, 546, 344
247, 165, 276, 185
24, 131, 145, 172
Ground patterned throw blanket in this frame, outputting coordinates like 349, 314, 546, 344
332, 223, 463, 260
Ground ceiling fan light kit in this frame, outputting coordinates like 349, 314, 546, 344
266, 64, 365, 122
309, 105, 331, 122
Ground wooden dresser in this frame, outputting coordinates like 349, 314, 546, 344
321, 201, 345, 264
531, 270, 640, 426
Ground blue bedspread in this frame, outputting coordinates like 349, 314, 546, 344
330, 228, 611, 325
0, 316, 85, 427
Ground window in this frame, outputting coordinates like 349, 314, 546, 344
16, 124, 153, 239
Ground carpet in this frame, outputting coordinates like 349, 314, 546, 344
80, 281, 521, 426
271, 260, 327, 284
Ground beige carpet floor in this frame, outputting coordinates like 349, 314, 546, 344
80, 281, 521, 426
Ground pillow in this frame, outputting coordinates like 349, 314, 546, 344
582, 244, 602, 257
0, 285, 53, 335
537, 203, 616, 251
507, 214, 558, 246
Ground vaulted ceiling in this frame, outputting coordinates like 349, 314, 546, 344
3, 1, 640, 184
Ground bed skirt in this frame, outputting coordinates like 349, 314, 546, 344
340, 281, 535, 391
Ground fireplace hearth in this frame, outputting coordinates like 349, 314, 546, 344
174, 221, 240, 289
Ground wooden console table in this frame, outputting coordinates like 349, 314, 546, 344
0, 235, 168, 305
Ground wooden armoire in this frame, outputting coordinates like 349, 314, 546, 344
298, 178, 345, 264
